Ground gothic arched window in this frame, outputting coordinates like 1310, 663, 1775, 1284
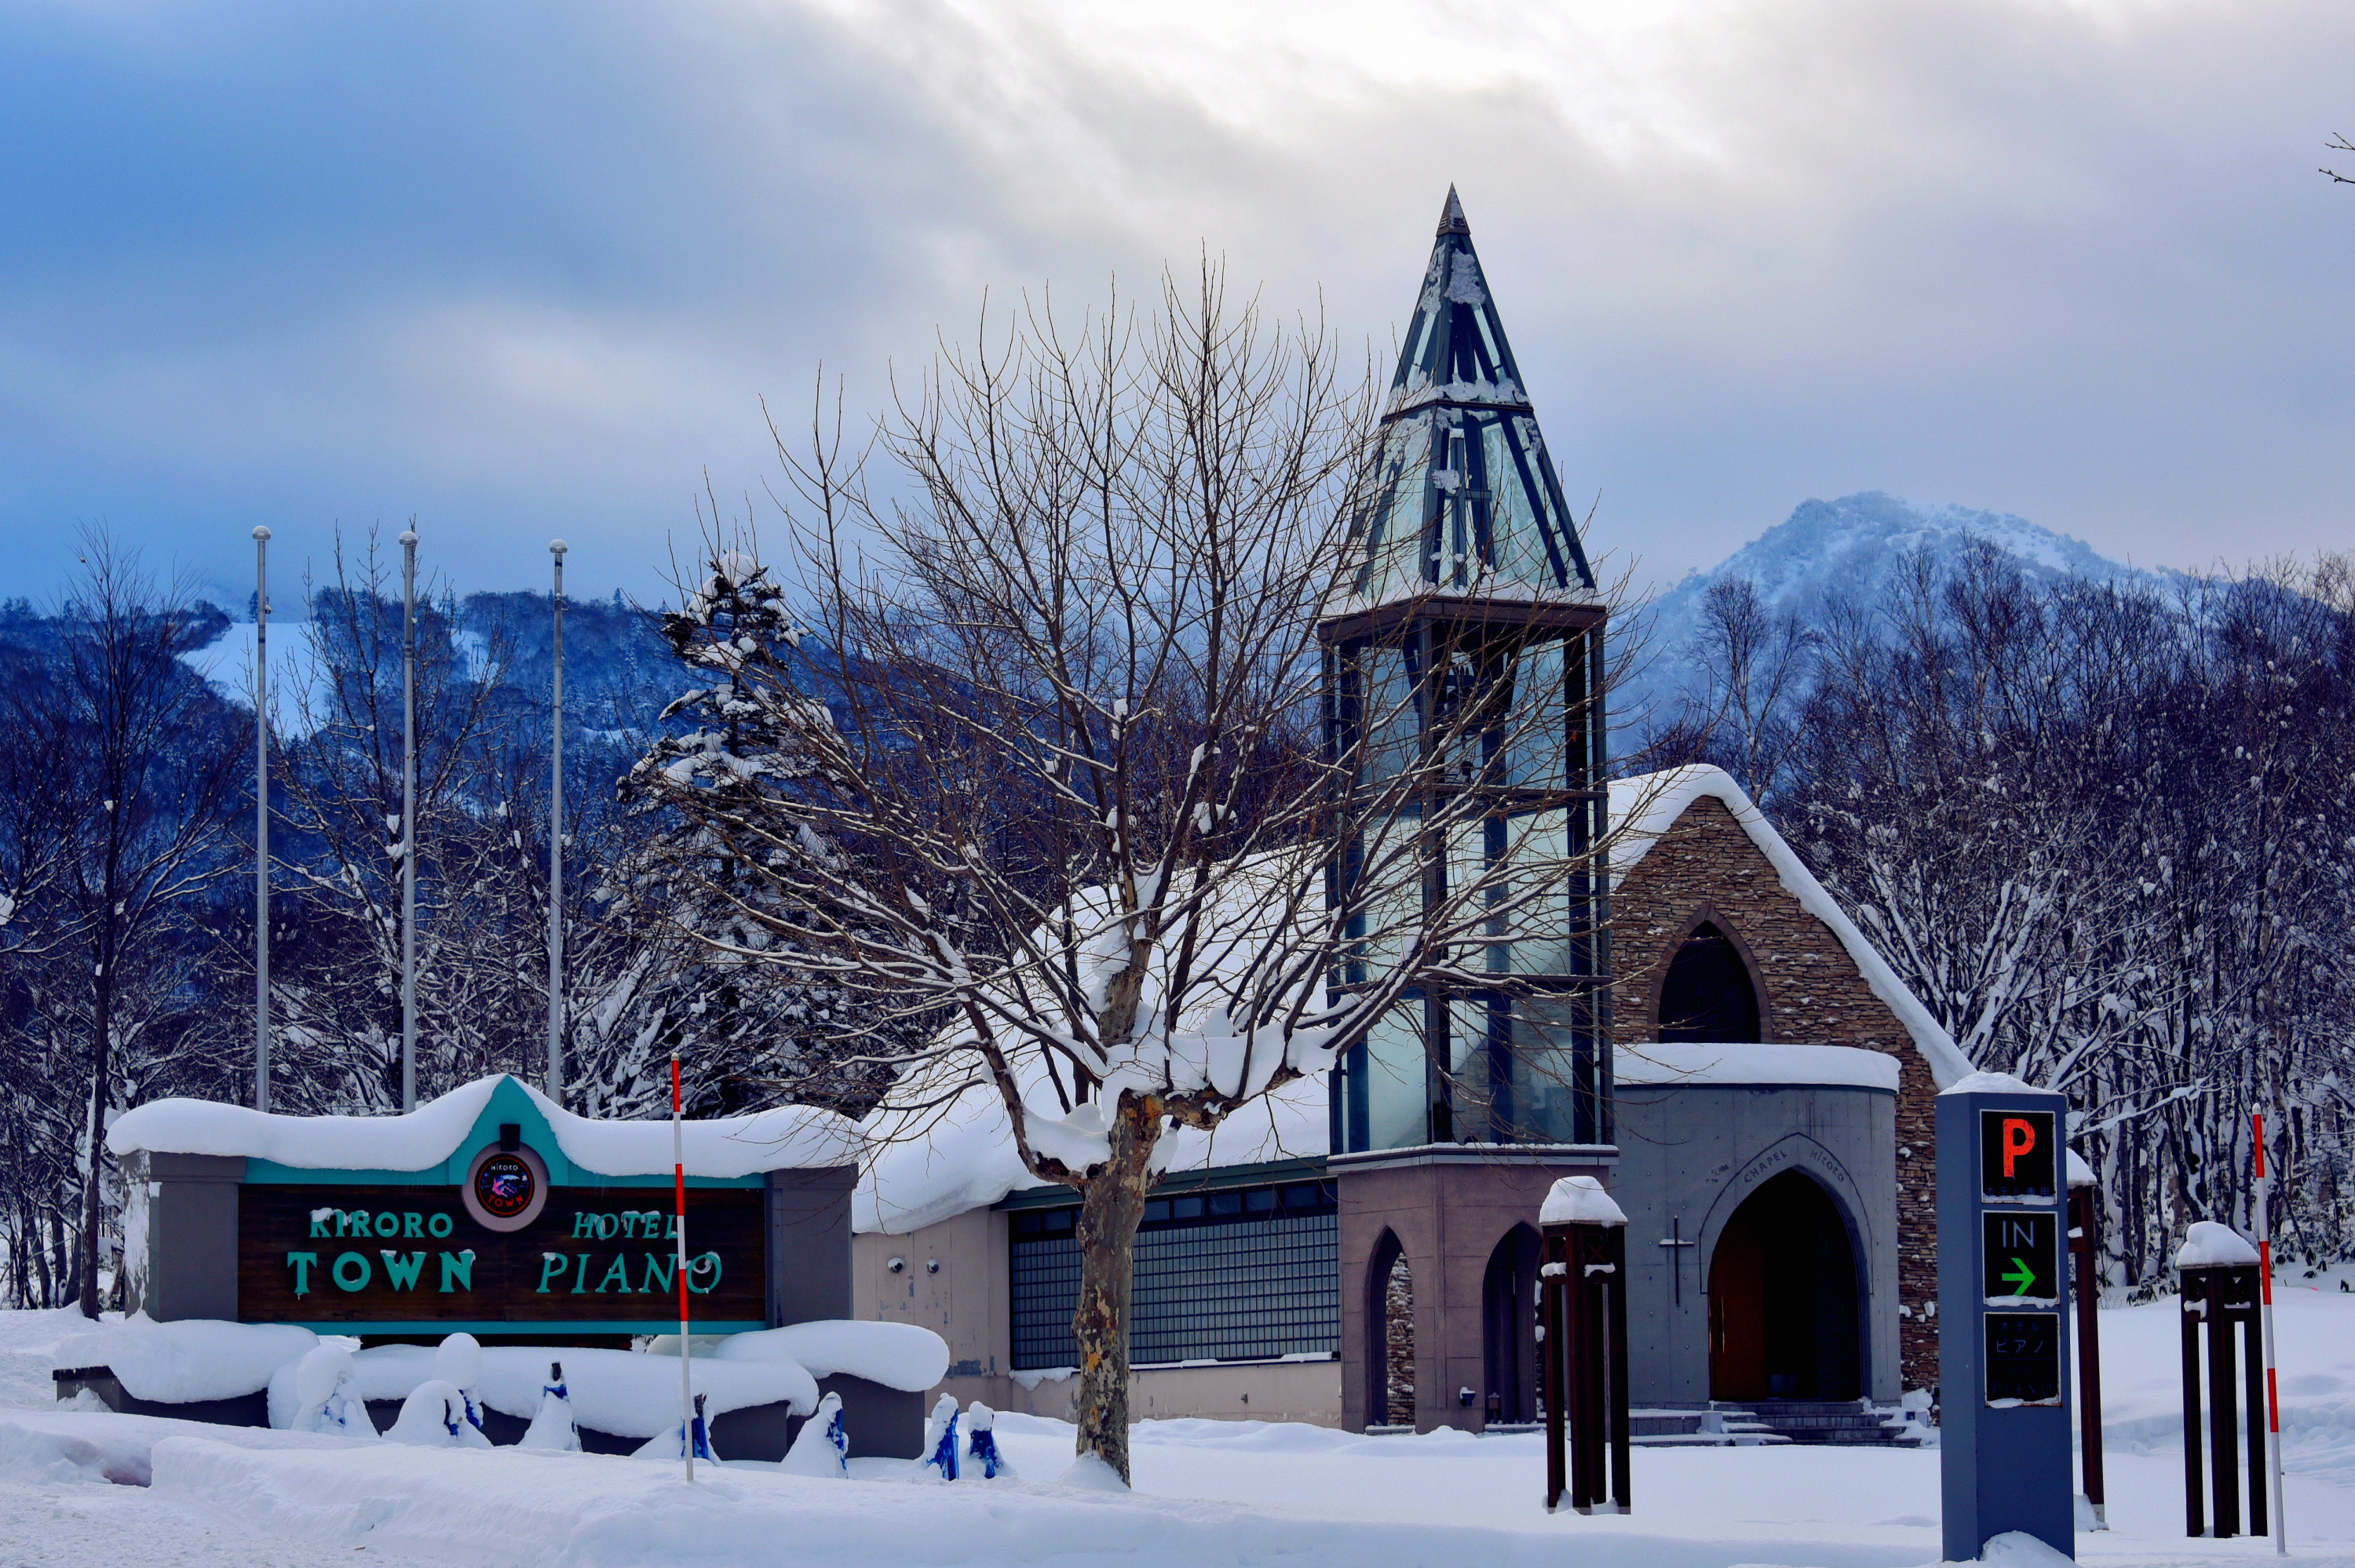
1658, 921, 1761, 1042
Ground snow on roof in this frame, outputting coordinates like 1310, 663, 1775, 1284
856, 1067, 1331, 1237
2176, 1220, 2260, 1269
108, 1074, 860, 1179
1608, 765, 1976, 1090
1616, 1041, 1899, 1092
1539, 1175, 1626, 1227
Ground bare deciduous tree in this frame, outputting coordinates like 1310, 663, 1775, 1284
630, 269, 1622, 1480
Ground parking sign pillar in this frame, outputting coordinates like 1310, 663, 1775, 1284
1939, 1076, 2074, 1563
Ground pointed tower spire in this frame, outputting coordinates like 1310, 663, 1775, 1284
1346, 190, 1595, 603
1437, 184, 1470, 236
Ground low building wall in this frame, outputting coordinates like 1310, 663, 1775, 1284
854, 1218, 1344, 1427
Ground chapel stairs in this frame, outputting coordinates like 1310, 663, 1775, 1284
1732, 1398, 1922, 1447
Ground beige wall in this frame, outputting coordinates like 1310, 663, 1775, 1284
854, 1215, 1344, 1428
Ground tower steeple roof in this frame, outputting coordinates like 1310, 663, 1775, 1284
1347, 189, 1595, 604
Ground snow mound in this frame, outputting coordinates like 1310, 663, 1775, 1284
713, 1320, 947, 1391
53, 1314, 316, 1403
1538, 1175, 1625, 1227
108, 1073, 860, 1178
268, 1342, 819, 1439
2176, 1220, 2261, 1268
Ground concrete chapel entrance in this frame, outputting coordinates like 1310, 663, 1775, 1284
1706, 1170, 1863, 1401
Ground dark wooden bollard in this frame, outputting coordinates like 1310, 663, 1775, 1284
1539, 1176, 1630, 1515
2178, 1223, 2267, 1538
2068, 1161, 2106, 1528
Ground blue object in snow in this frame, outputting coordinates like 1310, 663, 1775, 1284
825, 1404, 849, 1475
691, 1391, 715, 1461
969, 1424, 1006, 1479
925, 1409, 961, 1480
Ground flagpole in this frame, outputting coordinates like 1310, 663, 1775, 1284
400, 527, 419, 1114
252, 527, 272, 1113
674, 1049, 692, 1483
548, 541, 567, 1109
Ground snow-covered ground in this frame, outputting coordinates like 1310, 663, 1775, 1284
4, 1285, 2355, 1567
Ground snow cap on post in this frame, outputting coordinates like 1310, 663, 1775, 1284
1539, 1175, 1626, 1228
2066, 1149, 2096, 1190
2175, 1220, 2261, 1269
1941, 1070, 2039, 1096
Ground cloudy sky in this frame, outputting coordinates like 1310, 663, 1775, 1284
2, 0, 2350, 609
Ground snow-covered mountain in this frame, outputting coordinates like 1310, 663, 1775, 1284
1614, 490, 2169, 735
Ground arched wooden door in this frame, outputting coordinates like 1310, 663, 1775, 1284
1707, 1169, 1862, 1402
1707, 1208, 1768, 1399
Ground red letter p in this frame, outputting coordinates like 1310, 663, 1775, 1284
2002, 1117, 2036, 1178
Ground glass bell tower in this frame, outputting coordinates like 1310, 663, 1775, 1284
1324, 188, 1612, 1154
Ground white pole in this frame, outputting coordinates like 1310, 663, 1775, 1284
674, 1049, 692, 1482
252, 526, 272, 1114
2255, 1112, 2287, 1555
548, 541, 567, 1108
400, 528, 418, 1114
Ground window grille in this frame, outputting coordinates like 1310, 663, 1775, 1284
1008, 1180, 1338, 1369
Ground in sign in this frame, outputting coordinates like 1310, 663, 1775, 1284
1980, 1211, 2059, 1304
1978, 1108, 2056, 1202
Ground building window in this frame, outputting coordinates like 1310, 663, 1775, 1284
1658, 921, 1761, 1042
1008, 1180, 1338, 1369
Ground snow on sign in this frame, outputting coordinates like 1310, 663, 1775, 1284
1979, 1108, 2056, 1202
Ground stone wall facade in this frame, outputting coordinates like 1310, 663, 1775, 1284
1611, 793, 1941, 1389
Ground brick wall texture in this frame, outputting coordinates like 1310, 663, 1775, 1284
1610, 793, 1941, 1390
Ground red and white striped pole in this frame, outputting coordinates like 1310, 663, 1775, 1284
2254, 1112, 2284, 1554
674, 1050, 692, 1483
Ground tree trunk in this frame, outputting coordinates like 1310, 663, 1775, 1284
1069, 1091, 1160, 1485
78, 948, 114, 1318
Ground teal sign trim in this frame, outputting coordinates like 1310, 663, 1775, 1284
258, 1319, 768, 1336
235, 1078, 765, 1188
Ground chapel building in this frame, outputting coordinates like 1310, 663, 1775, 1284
851, 192, 1970, 1434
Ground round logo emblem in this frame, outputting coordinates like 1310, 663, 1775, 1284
461, 1143, 550, 1232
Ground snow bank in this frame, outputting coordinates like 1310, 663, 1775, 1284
2175, 1220, 2260, 1268
268, 1343, 817, 1438
1608, 767, 1975, 1089
108, 1073, 860, 1178
1538, 1175, 1626, 1227
52, 1314, 316, 1403
1616, 1041, 1899, 1092
714, 1320, 948, 1392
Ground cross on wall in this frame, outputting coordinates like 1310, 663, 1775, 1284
1657, 1216, 1696, 1305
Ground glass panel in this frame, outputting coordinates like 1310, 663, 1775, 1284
1357, 644, 1418, 786
1359, 1003, 1430, 1152
1351, 419, 1433, 603
1502, 637, 1567, 789
1512, 992, 1604, 1145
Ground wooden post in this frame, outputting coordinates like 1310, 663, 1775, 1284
2181, 1246, 2267, 1538
1543, 1231, 1568, 1513
1539, 1176, 1630, 1516
2068, 1182, 2105, 1526
2182, 1270, 2206, 1537
2207, 1269, 2240, 1537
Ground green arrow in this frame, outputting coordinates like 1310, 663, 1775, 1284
2002, 1259, 2037, 1294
